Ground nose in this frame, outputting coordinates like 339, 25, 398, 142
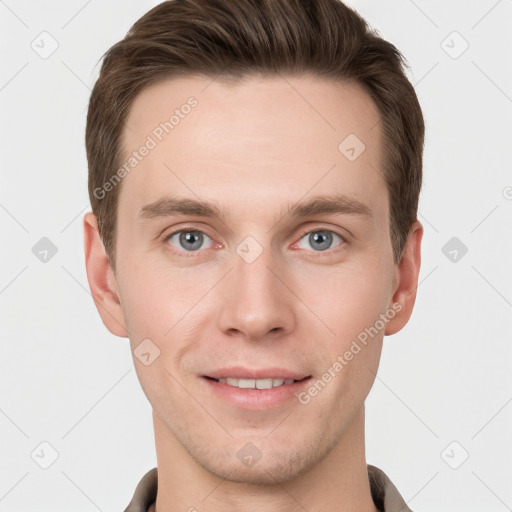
216, 239, 296, 342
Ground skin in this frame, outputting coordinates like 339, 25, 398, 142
84, 73, 422, 512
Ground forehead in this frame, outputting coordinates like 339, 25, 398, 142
118, 73, 386, 223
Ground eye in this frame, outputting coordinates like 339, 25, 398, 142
163, 227, 345, 255
295, 229, 345, 252
165, 229, 214, 253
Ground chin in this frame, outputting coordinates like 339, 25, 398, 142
197, 441, 326, 486
204, 458, 304, 485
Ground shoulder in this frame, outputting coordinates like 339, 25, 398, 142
367, 464, 413, 512
123, 467, 158, 512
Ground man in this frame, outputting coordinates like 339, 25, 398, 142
83, 0, 424, 510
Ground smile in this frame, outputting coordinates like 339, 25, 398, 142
208, 377, 308, 389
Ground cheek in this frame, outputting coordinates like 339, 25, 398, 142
292, 259, 389, 399
297, 259, 392, 344
297, 272, 386, 419
118, 263, 201, 409
117, 252, 182, 326
117, 255, 217, 361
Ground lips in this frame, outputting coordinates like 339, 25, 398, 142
206, 376, 311, 389
202, 367, 312, 391
201, 368, 313, 409
203, 366, 310, 381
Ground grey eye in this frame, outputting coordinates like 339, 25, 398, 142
296, 230, 343, 252
167, 230, 212, 252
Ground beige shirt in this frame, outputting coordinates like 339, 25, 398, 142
123, 464, 412, 512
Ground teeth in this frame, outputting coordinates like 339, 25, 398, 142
217, 377, 297, 388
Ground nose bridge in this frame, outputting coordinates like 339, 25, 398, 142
217, 234, 294, 339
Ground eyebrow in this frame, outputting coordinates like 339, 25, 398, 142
138, 193, 373, 224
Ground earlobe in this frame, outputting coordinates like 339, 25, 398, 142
83, 211, 128, 338
384, 220, 423, 336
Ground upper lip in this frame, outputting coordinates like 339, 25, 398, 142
204, 367, 310, 380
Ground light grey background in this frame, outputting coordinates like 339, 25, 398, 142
1, 0, 511, 510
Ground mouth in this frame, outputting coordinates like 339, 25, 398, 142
203, 375, 312, 389
200, 369, 313, 409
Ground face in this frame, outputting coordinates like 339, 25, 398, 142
85, 73, 421, 484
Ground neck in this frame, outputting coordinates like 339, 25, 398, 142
151, 406, 378, 512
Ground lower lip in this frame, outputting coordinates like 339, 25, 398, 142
201, 376, 313, 410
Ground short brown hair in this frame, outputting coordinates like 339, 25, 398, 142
86, 0, 424, 270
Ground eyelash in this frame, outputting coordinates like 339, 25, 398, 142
162, 226, 346, 256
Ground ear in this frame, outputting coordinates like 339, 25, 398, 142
83, 211, 128, 337
384, 219, 423, 336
